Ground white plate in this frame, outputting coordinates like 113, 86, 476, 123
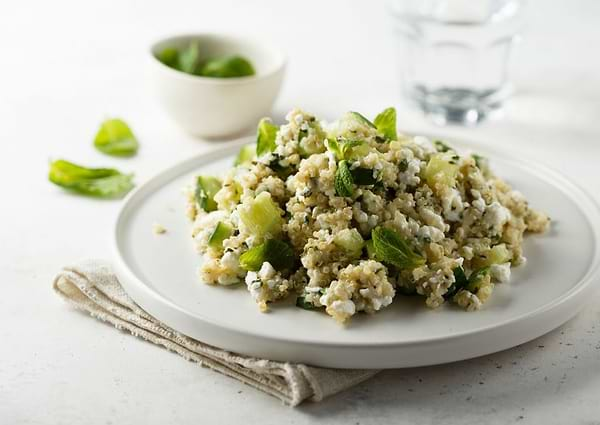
113, 137, 600, 369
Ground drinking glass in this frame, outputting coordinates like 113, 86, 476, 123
389, 0, 525, 125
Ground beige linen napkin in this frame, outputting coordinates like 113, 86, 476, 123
53, 260, 379, 406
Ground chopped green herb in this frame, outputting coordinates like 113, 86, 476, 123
256, 118, 278, 157
365, 239, 377, 259
296, 296, 317, 310
93, 118, 139, 157
334, 160, 354, 197
371, 226, 425, 269
351, 167, 378, 185
398, 158, 409, 172
195, 176, 222, 212
239, 239, 295, 271
445, 266, 469, 299
199, 55, 255, 78
373, 107, 397, 140
434, 140, 452, 153
48, 159, 134, 198
472, 153, 488, 169
467, 267, 491, 292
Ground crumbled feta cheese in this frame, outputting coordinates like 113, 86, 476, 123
490, 262, 511, 283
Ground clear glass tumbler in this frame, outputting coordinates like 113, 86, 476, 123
389, 0, 525, 125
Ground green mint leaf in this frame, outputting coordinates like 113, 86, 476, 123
256, 118, 278, 157
195, 175, 222, 212
371, 226, 425, 269
199, 55, 255, 78
326, 138, 363, 161
178, 41, 201, 74
156, 47, 179, 68
350, 167, 378, 185
445, 266, 468, 299
373, 107, 397, 140
48, 160, 134, 198
334, 160, 354, 197
240, 239, 295, 272
93, 118, 139, 157
349, 111, 376, 129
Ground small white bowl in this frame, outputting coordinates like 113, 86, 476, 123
149, 33, 286, 139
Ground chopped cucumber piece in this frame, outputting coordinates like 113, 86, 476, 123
195, 176, 222, 212
234, 144, 256, 166
424, 153, 460, 190
333, 228, 364, 258
238, 192, 284, 238
239, 239, 295, 271
208, 221, 233, 250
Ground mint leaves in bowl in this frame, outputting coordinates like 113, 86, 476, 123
149, 33, 286, 139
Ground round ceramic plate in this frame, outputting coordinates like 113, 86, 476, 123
113, 137, 600, 369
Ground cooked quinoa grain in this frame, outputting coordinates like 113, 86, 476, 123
187, 108, 549, 323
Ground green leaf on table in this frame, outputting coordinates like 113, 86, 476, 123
256, 118, 278, 157
239, 239, 295, 272
371, 226, 425, 269
334, 160, 354, 197
199, 55, 255, 78
48, 160, 134, 198
373, 107, 397, 140
93, 118, 139, 157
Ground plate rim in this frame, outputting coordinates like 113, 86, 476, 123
112, 135, 600, 350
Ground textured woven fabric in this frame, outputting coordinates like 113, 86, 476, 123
53, 260, 379, 406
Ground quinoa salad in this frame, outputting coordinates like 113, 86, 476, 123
186, 108, 550, 323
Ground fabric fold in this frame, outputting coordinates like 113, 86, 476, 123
53, 260, 379, 406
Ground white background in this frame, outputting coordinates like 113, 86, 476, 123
1, 0, 600, 423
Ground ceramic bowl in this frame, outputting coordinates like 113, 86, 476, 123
149, 33, 286, 139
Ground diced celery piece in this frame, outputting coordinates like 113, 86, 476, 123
195, 176, 222, 212
208, 221, 233, 250
333, 228, 364, 258
424, 153, 460, 190
234, 144, 256, 166
238, 192, 284, 238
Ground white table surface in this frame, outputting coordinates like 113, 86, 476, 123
2, 0, 599, 423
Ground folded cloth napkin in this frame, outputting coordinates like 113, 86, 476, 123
53, 260, 379, 406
